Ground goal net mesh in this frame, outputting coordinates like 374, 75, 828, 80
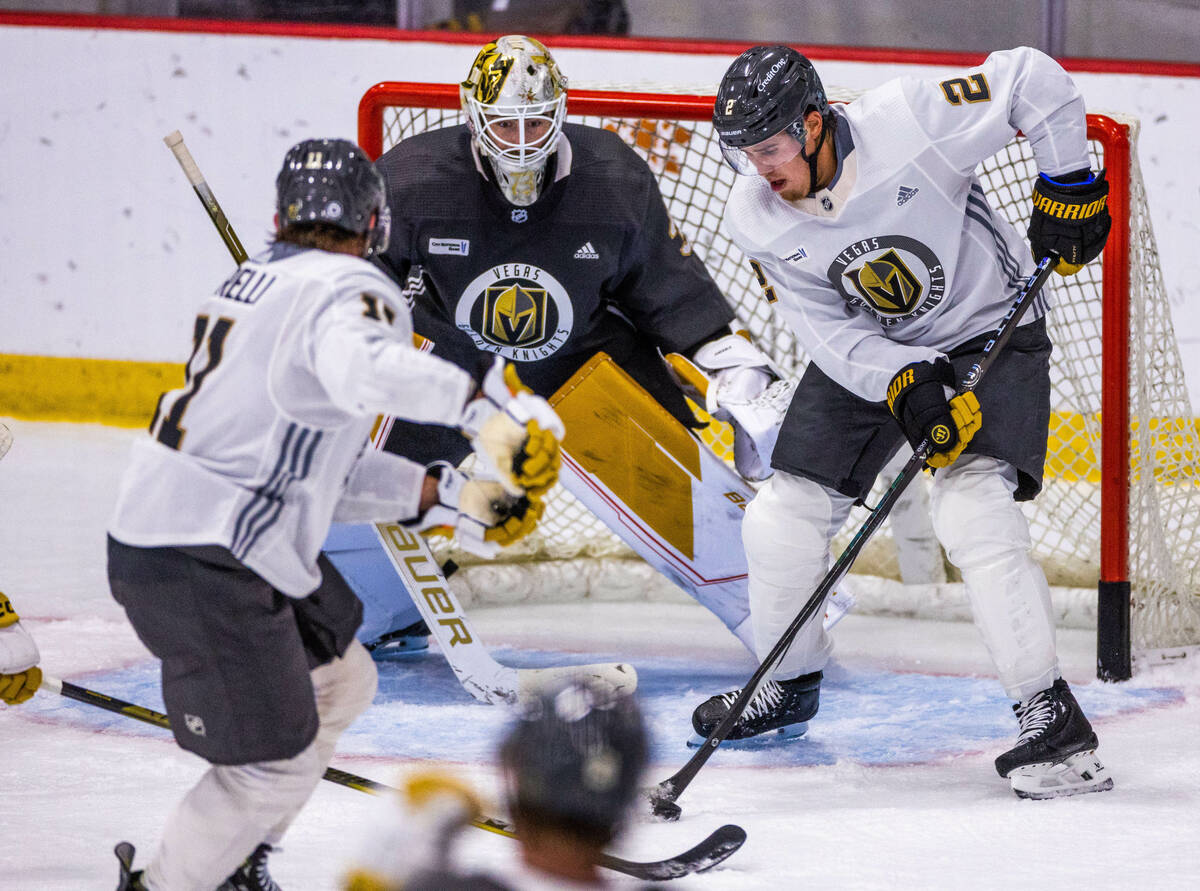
370, 88, 1200, 657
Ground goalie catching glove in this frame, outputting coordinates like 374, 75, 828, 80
0, 591, 41, 705
459, 357, 565, 497
887, 358, 981, 469
668, 331, 793, 481
1027, 168, 1111, 276
405, 462, 544, 558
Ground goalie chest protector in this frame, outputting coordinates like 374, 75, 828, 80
374, 123, 735, 395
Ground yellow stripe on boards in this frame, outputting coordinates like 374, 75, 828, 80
0, 354, 184, 427
3, 353, 1199, 486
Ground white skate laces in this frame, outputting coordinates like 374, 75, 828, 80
717, 680, 784, 723
1013, 688, 1056, 744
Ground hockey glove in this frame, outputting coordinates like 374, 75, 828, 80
667, 332, 792, 481
1027, 169, 1111, 276
0, 591, 41, 705
459, 358, 565, 498
887, 359, 981, 469
406, 463, 545, 558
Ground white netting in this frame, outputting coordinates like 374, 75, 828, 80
371, 90, 1200, 655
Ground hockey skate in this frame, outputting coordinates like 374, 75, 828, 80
995, 678, 1113, 800
688, 671, 821, 748
219, 844, 282, 891
114, 842, 147, 891
364, 619, 431, 661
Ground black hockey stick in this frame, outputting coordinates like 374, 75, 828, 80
42, 674, 745, 880
648, 253, 1059, 820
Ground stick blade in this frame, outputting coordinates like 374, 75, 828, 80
516, 661, 638, 703
600, 823, 747, 880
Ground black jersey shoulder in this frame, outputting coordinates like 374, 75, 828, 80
556, 123, 659, 221
374, 125, 477, 211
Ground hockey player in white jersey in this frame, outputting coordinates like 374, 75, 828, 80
107, 137, 563, 890
692, 46, 1113, 799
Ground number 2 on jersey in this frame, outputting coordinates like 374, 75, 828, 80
151, 314, 235, 450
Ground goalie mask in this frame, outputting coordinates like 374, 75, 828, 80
460, 35, 568, 207
276, 138, 391, 257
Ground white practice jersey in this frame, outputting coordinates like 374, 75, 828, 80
723, 46, 1090, 402
109, 242, 476, 597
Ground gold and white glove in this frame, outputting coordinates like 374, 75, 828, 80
458, 357, 565, 497
406, 463, 545, 558
342, 771, 481, 891
667, 331, 793, 481
0, 591, 41, 705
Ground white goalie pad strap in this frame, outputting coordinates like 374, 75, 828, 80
930, 455, 1059, 700
741, 470, 853, 677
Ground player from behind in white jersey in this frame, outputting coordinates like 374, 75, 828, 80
107, 137, 563, 891
691, 46, 1113, 799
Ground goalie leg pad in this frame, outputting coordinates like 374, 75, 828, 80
930, 455, 1058, 701
742, 470, 853, 678
323, 522, 425, 648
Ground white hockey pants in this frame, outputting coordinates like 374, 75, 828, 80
929, 454, 1059, 700
742, 470, 854, 680
143, 641, 378, 891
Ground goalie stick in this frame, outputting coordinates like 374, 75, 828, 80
42, 674, 746, 880
647, 254, 1059, 820
163, 129, 632, 707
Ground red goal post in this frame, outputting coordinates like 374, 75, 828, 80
359, 81, 1200, 680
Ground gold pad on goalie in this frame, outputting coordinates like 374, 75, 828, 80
551, 353, 700, 559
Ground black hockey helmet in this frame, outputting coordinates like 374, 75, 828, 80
275, 138, 391, 256
500, 680, 648, 843
713, 45, 830, 175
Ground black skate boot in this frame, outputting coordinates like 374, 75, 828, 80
114, 842, 147, 891
365, 619, 431, 660
688, 671, 821, 748
994, 677, 1113, 799
219, 844, 283, 891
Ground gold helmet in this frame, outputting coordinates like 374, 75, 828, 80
460, 35, 568, 205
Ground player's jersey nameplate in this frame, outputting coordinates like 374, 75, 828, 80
455, 263, 575, 360
827, 235, 946, 327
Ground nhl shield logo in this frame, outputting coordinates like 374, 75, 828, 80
184, 713, 207, 737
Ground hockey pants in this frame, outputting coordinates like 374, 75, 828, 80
744, 455, 1058, 699
142, 640, 377, 891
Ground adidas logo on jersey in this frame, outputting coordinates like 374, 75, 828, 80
897, 185, 920, 206
574, 242, 600, 260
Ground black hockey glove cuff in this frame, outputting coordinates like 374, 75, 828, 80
1027, 169, 1111, 276
887, 359, 982, 469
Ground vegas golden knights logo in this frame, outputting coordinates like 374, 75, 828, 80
468, 44, 514, 105
484, 282, 546, 346
844, 249, 923, 315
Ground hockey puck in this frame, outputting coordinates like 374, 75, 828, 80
651, 798, 682, 822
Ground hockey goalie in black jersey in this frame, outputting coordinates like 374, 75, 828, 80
323, 35, 824, 664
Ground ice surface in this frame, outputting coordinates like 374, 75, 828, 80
3, 420, 1199, 889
